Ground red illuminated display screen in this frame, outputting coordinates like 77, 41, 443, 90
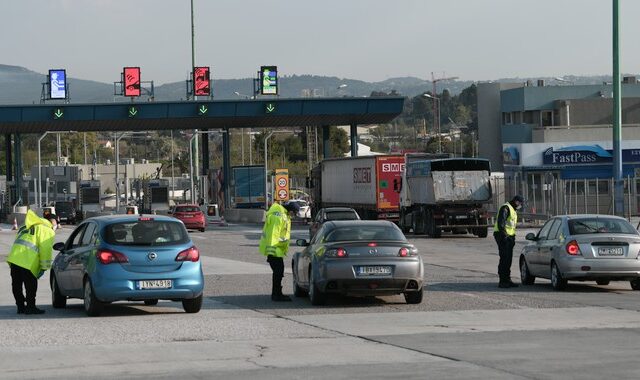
194, 67, 210, 96
123, 67, 141, 97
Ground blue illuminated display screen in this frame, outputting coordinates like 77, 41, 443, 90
49, 69, 67, 99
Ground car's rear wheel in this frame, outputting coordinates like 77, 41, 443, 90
309, 267, 326, 306
596, 280, 610, 286
144, 299, 158, 306
520, 257, 535, 285
199, 228, 206, 232
182, 294, 203, 313
83, 279, 103, 317
51, 273, 67, 308
404, 287, 423, 304
550, 262, 567, 291
630, 279, 640, 290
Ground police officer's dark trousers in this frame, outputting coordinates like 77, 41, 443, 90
494, 232, 515, 283
266, 255, 285, 296
10, 263, 37, 309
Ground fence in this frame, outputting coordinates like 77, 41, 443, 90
490, 173, 640, 220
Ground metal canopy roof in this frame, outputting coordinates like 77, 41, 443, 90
0, 97, 404, 134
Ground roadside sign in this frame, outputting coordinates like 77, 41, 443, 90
260, 66, 278, 95
123, 67, 141, 97
198, 104, 208, 116
275, 168, 289, 202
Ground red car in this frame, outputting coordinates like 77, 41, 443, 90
171, 204, 207, 232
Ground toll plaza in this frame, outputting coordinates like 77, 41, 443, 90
0, 96, 403, 219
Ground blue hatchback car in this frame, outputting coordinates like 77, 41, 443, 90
50, 215, 205, 316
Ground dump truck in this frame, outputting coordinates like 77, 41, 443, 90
310, 155, 404, 220
396, 157, 492, 238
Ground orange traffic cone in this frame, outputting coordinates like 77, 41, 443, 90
11, 218, 18, 231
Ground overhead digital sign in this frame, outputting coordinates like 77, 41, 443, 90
260, 66, 278, 95
49, 69, 67, 99
193, 66, 211, 96
123, 67, 141, 97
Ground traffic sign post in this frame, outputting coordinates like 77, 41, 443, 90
128, 106, 138, 118
52, 107, 64, 120
275, 168, 289, 202
265, 102, 276, 114
198, 104, 208, 116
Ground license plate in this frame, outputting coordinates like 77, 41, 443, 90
356, 266, 392, 276
598, 247, 624, 256
138, 280, 172, 289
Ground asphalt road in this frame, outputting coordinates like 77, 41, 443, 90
1, 222, 640, 379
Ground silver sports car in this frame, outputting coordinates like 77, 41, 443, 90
292, 220, 424, 305
520, 214, 640, 290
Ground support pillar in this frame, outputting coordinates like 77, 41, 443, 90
350, 124, 358, 157
222, 128, 231, 210
15, 134, 22, 205
322, 125, 331, 159
201, 128, 210, 203
5, 134, 12, 181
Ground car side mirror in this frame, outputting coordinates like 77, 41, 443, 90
296, 239, 309, 247
53, 242, 65, 251
525, 233, 537, 241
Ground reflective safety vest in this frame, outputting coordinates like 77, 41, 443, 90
7, 210, 55, 277
259, 203, 291, 258
493, 202, 517, 236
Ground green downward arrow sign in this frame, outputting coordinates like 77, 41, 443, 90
128, 106, 138, 118
198, 104, 208, 116
265, 103, 276, 114
53, 108, 64, 119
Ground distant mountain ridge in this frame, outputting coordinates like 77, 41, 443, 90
0, 64, 631, 105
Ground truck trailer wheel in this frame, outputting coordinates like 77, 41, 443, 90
426, 209, 441, 238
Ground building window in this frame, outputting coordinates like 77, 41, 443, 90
503, 112, 513, 125
523, 111, 534, 124
541, 110, 553, 127
513, 112, 522, 124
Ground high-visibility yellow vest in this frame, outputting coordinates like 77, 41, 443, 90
493, 202, 517, 236
7, 210, 55, 277
259, 203, 291, 258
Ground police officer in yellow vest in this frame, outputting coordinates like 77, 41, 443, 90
7, 210, 56, 314
259, 201, 300, 302
493, 195, 524, 288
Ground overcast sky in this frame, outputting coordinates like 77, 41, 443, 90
3, 0, 640, 85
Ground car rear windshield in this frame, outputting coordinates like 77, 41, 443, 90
568, 218, 637, 235
325, 211, 358, 221
55, 202, 72, 211
103, 221, 189, 246
175, 206, 200, 213
326, 226, 406, 242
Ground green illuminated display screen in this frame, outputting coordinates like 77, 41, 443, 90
260, 66, 277, 95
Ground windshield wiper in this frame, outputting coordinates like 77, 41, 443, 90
575, 221, 598, 232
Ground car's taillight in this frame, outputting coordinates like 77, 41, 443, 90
176, 246, 200, 262
398, 246, 418, 257
566, 240, 581, 256
325, 248, 348, 258
368, 242, 377, 247
97, 249, 129, 264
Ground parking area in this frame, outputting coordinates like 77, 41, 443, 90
1, 223, 640, 379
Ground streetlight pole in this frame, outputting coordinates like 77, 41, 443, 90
264, 131, 274, 210
423, 93, 442, 153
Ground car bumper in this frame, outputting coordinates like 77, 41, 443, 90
91, 262, 204, 302
181, 220, 206, 229
316, 257, 424, 296
558, 256, 640, 280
